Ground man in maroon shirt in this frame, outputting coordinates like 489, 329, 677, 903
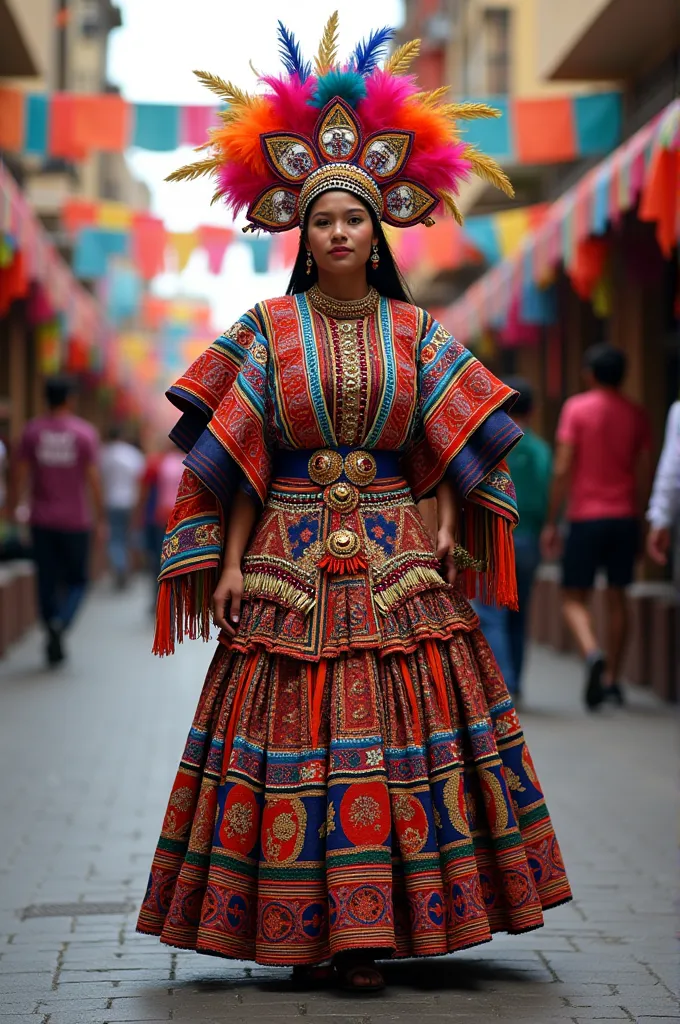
16, 377, 105, 666
542, 345, 652, 710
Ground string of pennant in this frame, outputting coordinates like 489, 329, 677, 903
445, 98, 680, 346
62, 199, 272, 280
0, 87, 622, 165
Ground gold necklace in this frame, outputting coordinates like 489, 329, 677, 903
307, 283, 380, 319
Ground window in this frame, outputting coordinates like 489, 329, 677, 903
484, 7, 511, 94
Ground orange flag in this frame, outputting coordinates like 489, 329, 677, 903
72, 95, 130, 153
0, 89, 24, 151
639, 147, 679, 257
132, 215, 166, 280
48, 94, 87, 160
62, 198, 97, 235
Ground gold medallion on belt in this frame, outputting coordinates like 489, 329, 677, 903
307, 448, 377, 487
307, 448, 378, 573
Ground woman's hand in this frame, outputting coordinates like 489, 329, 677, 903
436, 525, 458, 586
212, 564, 243, 636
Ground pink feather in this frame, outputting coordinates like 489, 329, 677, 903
357, 71, 419, 133
260, 74, 319, 135
218, 164, 273, 215
406, 141, 471, 195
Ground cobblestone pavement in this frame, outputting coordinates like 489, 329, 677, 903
0, 581, 677, 1024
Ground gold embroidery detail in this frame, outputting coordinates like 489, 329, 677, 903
319, 801, 336, 839
504, 767, 526, 793
349, 794, 382, 830
224, 801, 253, 838
393, 794, 416, 821
271, 812, 297, 842
442, 771, 470, 836
169, 786, 194, 811
480, 769, 509, 834
336, 321, 362, 445
263, 797, 307, 864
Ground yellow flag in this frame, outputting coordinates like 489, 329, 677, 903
169, 232, 198, 273
98, 201, 133, 230
495, 208, 529, 259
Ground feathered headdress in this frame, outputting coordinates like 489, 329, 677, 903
168, 13, 514, 232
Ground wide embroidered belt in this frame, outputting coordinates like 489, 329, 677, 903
273, 447, 404, 577
274, 446, 402, 484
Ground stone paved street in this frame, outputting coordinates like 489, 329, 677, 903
0, 581, 677, 1024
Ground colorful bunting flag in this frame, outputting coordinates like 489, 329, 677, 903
132, 103, 180, 152
0, 89, 24, 151
0, 88, 624, 166
168, 231, 198, 273
25, 94, 48, 156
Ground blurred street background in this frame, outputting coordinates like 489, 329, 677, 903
0, 0, 679, 1021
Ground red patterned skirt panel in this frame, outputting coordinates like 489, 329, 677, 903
137, 627, 572, 964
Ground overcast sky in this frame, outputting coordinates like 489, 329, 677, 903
108, 1, 404, 328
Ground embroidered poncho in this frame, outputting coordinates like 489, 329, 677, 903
154, 294, 520, 655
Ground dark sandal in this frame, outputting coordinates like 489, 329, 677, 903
291, 964, 335, 989
338, 963, 385, 994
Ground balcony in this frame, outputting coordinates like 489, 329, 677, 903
538, 0, 680, 82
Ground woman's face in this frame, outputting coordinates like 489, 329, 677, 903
305, 190, 377, 279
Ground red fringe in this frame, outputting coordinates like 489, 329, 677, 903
317, 552, 368, 576
152, 568, 218, 656
459, 505, 518, 611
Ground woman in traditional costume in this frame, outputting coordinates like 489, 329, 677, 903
137, 16, 572, 992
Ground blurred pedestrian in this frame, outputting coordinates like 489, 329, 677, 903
15, 376, 104, 666
100, 426, 145, 589
646, 399, 680, 585
475, 377, 551, 697
541, 345, 652, 710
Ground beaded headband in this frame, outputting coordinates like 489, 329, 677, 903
168, 13, 514, 233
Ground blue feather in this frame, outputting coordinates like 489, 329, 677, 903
277, 21, 312, 81
311, 70, 368, 110
350, 26, 395, 75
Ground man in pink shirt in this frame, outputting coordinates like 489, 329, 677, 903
16, 377, 104, 666
542, 345, 652, 710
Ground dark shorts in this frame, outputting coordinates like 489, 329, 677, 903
562, 517, 639, 590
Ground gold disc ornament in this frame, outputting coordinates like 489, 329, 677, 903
325, 528, 362, 559
308, 448, 343, 486
344, 450, 377, 487
325, 481, 359, 513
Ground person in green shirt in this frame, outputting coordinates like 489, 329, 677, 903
475, 376, 552, 695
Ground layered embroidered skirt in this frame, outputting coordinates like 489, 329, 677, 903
137, 474, 572, 964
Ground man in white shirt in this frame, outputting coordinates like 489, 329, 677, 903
646, 401, 680, 588
100, 427, 145, 589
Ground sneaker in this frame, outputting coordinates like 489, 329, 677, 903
46, 623, 65, 667
584, 655, 606, 710
603, 681, 625, 706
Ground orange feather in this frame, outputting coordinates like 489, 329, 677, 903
211, 97, 280, 178
393, 101, 452, 154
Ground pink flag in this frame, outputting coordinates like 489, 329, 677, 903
198, 225, 233, 274
181, 106, 218, 146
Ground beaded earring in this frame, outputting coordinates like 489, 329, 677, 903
370, 243, 380, 269
306, 250, 313, 275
